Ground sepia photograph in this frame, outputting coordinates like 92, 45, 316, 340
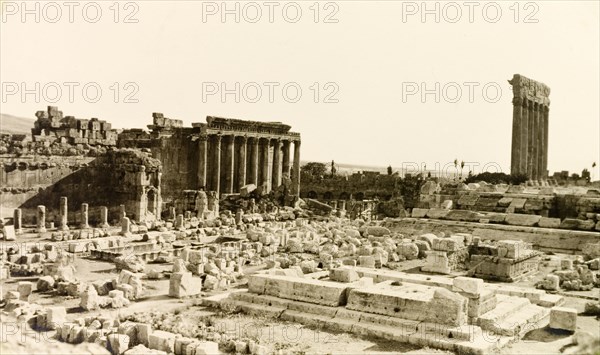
0, 1, 599, 354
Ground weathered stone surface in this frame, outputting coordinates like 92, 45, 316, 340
108, 334, 130, 355
411, 208, 429, 218
538, 217, 561, 228
452, 277, 483, 297
426, 209, 450, 219
505, 213, 541, 226
248, 274, 349, 307
80, 284, 101, 310
536, 274, 559, 291
169, 272, 201, 298
365, 226, 390, 236
443, 210, 483, 222
329, 267, 359, 283
2, 225, 16, 241
37, 276, 55, 291
549, 307, 577, 332
148, 330, 176, 353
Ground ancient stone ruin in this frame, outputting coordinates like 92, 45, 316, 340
1, 92, 599, 355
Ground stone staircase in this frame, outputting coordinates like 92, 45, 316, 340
477, 294, 550, 337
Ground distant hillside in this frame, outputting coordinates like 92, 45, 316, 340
0, 114, 34, 135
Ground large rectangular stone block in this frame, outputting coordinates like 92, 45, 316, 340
247, 274, 349, 306
549, 307, 577, 332
505, 213, 541, 226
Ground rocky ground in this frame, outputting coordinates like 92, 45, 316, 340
1, 222, 599, 355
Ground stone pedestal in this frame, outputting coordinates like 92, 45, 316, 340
120, 217, 131, 236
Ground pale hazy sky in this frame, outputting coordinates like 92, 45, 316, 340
1, 1, 599, 177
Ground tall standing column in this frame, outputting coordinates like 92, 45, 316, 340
542, 105, 549, 180
37, 205, 46, 233
260, 138, 270, 192
224, 135, 235, 194
282, 139, 291, 178
213, 134, 221, 195
59, 196, 69, 231
292, 140, 301, 196
526, 100, 535, 180
510, 97, 523, 175
272, 138, 282, 188
80, 203, 90, 229
531, 103, 540, 181
13, 208, 22, 234
537, 104, 545, 182
520, 99, 529, 175
250, 137, 259, 185
238, 136, 247, 190
197, 135, 208, 190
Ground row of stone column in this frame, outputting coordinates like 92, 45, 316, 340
510, 97, 549, 181
197, 134, 301, 195
22, 197, 112, 233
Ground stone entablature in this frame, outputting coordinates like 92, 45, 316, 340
32, 106, 118, 146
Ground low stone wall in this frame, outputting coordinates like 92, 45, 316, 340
247, 273, 349, 307
383, 218, 600, 254
411, 208, 600, 232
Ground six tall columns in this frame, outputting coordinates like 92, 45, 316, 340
509, 74, 550, 184
512, 99, 549, 183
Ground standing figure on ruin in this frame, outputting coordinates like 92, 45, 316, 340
207, 191, 219, 215
249, 198, 256, 214
195, 191, 208, 219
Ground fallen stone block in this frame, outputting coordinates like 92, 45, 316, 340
329, 267, 359, 283
108, 334, 130, 354
365, 226, 391, 236
37, 276, 55, 292
148, 330, 176, 353
549, 307, 577, 332
17, 281, 33, 301
169, 272, 202, 298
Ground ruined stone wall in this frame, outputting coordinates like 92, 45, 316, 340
0, 156, 95, 219
418, 182, 600, 222
0, 149, 162, 224
149, 130, 198, 204
300, 173, 399, 200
